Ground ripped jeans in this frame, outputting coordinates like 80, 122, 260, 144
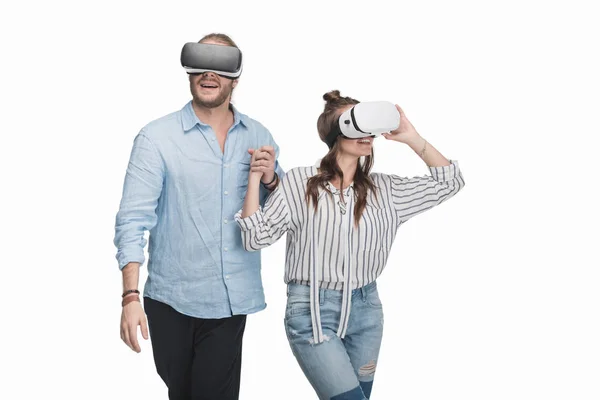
284, 281, 384, 400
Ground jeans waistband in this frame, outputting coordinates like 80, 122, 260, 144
286, 280, 378, 301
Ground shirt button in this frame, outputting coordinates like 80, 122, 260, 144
224, 191, 229, 195
224, 163, 229, 168
224, 247, 229, 252
224, 219, 228, 224
225, 275, 230, 279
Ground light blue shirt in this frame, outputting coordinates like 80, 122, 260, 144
114, 101, 284, 318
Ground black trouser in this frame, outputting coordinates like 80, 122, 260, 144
144, 297, 247, 400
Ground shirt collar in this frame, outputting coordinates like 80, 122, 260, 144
312, 160, 355, 198
327, 181, 354, 196
181, 100, 248, 132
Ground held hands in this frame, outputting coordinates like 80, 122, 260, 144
247, 146, 276, 184
382, 105, 422, 146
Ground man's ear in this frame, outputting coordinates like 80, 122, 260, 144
232, 79, 238, 89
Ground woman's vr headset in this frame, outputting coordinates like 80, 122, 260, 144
180, 42, 243, 79
324, 101, 401, 148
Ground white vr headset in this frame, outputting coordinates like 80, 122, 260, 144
324, 101, 400, 148
180, 42, 243, 79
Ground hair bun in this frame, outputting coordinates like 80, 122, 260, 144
323, 90, 342, 103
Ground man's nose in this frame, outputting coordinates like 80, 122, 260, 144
201, 71, 218, 79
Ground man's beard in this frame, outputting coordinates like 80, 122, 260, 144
192, 82, 233, 109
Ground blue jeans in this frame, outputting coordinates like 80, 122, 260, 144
284, 281, 384, 400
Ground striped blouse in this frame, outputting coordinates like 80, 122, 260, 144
235, 160, 465, 344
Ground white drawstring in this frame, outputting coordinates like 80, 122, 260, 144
308, 195, 324, 343
308, 184, 355, 344
337, 191, 354, 338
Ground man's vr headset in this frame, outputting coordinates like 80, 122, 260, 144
324, 101, 401, 148
180, 42, 243, 79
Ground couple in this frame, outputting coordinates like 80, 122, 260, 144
114, 33, 465, 400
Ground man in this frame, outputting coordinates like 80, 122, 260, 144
114, 33, 284, 400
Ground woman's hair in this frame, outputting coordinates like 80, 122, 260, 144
306, 90, 377, 226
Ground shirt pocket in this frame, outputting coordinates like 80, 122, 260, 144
236, 161, 251, 199
358, 198, 392, 253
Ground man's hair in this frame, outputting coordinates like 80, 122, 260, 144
191, 33, 240, 104
198, 33, 238, 48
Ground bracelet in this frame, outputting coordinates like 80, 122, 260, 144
418, 139, 427, 158
261, 173, 278, 187
266, 174, 280, 191
122, 296, 140, 307
122, 289, 140, 298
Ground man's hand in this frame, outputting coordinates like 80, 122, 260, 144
248, 145, 276, 184
120, 299, 149, 353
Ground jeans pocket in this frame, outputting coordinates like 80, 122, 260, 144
284, 305, 314, 343
286, 296, 312, 317
367, 291, 383, 308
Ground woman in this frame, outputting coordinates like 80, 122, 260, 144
235, 90, 465, 399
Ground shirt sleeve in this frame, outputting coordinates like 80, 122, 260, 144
235, 183, 290, 252
113, 131, 164, 269
389, 160, 465, 223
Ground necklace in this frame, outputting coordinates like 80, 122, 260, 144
328, 182, 352, 215
338, 199, 347, 215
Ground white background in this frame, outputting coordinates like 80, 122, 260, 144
1, 0, 599, 399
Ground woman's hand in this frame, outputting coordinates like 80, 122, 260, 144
382, 105, 422, 146
241, 148, 264, 218
383, 104, 451, 167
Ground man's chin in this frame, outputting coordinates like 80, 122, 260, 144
194, 96, 227, 109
